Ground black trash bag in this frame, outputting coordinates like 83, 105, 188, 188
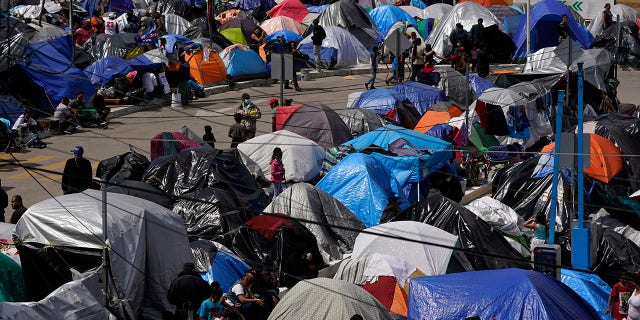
96, 150, 151, 184
231, 213, 323, 288
592, 229, 640, 285
143, 147, 269, 211
595, 114, 640, 192
173, 187, 254, 244
393, 192, 531, 271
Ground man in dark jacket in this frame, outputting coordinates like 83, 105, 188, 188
167, 263, 212, 320
469, 18, 485, 48
9, 195, 27, 224
448, 23, 468, 55
309, 19, 326, 71
61, 146, 93, 194
0, 180, 7, 223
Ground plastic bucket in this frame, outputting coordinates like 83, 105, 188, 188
300, 69, 310, 81
171, 93, 182, 108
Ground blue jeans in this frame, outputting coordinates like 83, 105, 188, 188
273, 181, 284, 199
365, 68, 377, 87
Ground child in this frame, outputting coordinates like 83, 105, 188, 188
364, 46, 379, 90
203, 125, 216, 149
268, 98, 279, 132
198, 283, 225, 320
606, 276, 633, 320
524, 212, 549, 249
228, 113, 246, 148
270, 147, 285, 199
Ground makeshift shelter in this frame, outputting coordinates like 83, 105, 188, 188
173, 187, 252, 242
352, 221, 467, 276
268, 278, 394, 320
588, 4, 637, 36
394, 193, 531, 270
459, 0, 507, 6
231, 213, 324, 287
475, 87, 531, 139
361, 276, 410, 317
219, 44, 269, 81
422, 3, 453, 21
560, 269, 611, 319
215, 9, 242, 25
512, 0, 593, 59
261, 16, 305, 35
426, 2, 514, 62
160, 34, 193, 54
127, 48, 169, 71
316, 153, 409, 228
315, 0, 380, 49
265, 183, 365, 263
269, 0, 309, 23
219, 17, 260, 45
407, 269, 600, 319
164, 13, 191, 35
435, 66, 469, 104
107, 180, 174, 209
0, 252, 25, 302
590, 209, 640, 283
594, 115, 640, 191
400, 6, 424, 19
487, 4, 522, 23
369, 5, 418, 36
299, 26, 370, 69
190, 240, 250, 292
0, 95, 25, 126
465, 196, 525, 237
88, 32, 138, 60
392, 82, 447, 115
96, 150, 151, 185
541, 133, 623, 184
336, 108, 385, 137
14, 191, 193, 319
150, 131, 200, 161
83, 56, 132, 87
351, 89, 421, 129
237, 130, 325, 182
414, 111, 453, 133
275, 104, 304, 131
184, 49, 228, 86
265, 29, 303, 42
233, 0, 275, 10
280, 103, 352, 148
143, 147, 269, 210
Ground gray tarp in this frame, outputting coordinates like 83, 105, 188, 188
165, 13, 192, 35
264, 183, 365, 264
336, 108, 385, 137
0, 273, 114, 320
14, 190, 193, 319
267, 278, 393, 320
316, 0, 380, 49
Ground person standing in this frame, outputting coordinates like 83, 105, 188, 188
409, 38, 425, 82
602, 3, 613, 30
0, 180, 7, 223
365, 46, 379, 90
469, 18, 485, 49
284, 41, 302, 91
104, 13, 119, 35
237, 93, 261, 139
168, 263, 212, 320
9, 195, 27, 224
557, 14, 569, 43
524, 212, 549, 249
310, 19, 326, 71
606, 276, 633, 320
61, 146, 93, 195
228, 113, 246, 148
448, 23, 468, 56
203, 125, 216, 149
268, 98, 279, 132
627, 279, 640, 320
270, 147, 285, 199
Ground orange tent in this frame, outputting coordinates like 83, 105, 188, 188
541, 134, 623, 183
414, 111, 451, 133
458, 0, 509, 6
361, 276, 408, 317
184, 50, 227, 86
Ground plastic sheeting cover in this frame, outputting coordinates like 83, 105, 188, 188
316, 0, 380, 49
352, 221, 458, 276
336, 108, 385, 137
281, 103, 353, 149
560, 268, 611, 320
407, 268, 599, 320
88, 32, 138, 60
369, 5, 418, 36
96, 150, 150, 184
391, 82, 447, 115
264, 183, 364, 264
299, 26, 370, 69
395, 193, 531, 270
465, 196, 525, 236
237, 130, 324, 182
267, 278, 393, 320
190, 240, 249, 292
595, 115, 640, 191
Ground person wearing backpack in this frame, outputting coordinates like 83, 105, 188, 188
310, 19, 326, 71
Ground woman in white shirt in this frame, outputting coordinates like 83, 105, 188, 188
629, 279, 640, 320
226, 273, 265, 319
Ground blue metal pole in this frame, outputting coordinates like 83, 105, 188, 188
576, 62, 584, 228
548, 90, 564, 245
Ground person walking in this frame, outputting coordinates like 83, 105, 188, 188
606, 276, 633, 320
237, 93, 261, 139
9, 195, 27, 224
602, 3, 613, 30
365, 46, 379, 90
203, 125, 216, 149
310, 19, 326, 71
270, 147, 285, 199
409, 38, 425, 82
228, 113, 246, 148
61, 146, 93, 195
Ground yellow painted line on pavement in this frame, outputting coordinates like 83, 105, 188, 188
7, 161, 99, 180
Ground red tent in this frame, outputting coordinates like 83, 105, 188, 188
150, 132, 201, 160
269, 0, 309, 23
275, 104, 304, 131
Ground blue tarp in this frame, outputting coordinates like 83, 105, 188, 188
108, 0, 135, 15
160, 34, 193, 54
425, 123, 453, 141
298, 44, 337, 68
19, 35, 96, 111
392, 82, 446, 114
352, 89, 410, 120
369, 5, 417, 37
0, 95, 25, 126
306, 4, 330, 13
83, 57, 132, 87
316, 153, 408, 228
343, 125, 452, 166
266, 30, 303, 42
503, 14, 524, 37
468, 75, 496, 97
222, 47, 268, 81
408, 268, 600, 320
233, 0, 275, 10
410, 0, 427, 9
201, 251, 249, 293
512, 0, 593, 59
560, 269, 612, 320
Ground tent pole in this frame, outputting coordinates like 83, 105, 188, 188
101, 176, 109, 307
548, 91, 564, 245
525, 0, 530, 68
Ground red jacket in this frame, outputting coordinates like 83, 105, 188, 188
270, 159, 285, 182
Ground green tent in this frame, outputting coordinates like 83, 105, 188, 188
0, 253, 26, 302
220, 28, 248, 45
469, 122, 499, 150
